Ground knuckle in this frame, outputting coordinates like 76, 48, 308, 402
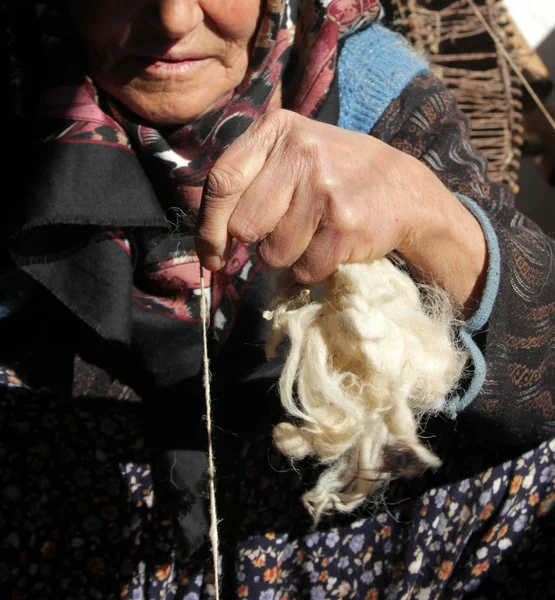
318, 172, 340, 196
251, 109, 300, 152
326, 200, 359, 236
228, 217, 260, 245
259, 108, 297, 131
293, 130, 320, 160
204, 163, 245, 201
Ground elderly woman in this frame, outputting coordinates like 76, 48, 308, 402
2, 0, 555, 598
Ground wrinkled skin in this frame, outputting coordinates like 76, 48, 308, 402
196, 110, 487, 316
67, 0, 261, 124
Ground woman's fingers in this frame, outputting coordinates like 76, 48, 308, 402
196, 155, 266, 270
290, 229, 352, 285
196, 110, 295, 270
227, 155, 297, 249
196, 107, 485, 308
196, 110, 412, 286
256, 180, 322, 269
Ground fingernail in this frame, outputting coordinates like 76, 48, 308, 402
202, 255, 223, 271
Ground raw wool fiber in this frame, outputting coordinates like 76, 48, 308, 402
264, 257, 467, 522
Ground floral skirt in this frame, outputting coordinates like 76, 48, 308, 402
1, 389, 554, 600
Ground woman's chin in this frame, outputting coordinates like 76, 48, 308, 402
99, 80, 236, 126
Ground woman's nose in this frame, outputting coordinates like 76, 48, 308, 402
144, 0, 203, 39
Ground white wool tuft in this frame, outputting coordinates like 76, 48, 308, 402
263, 256, 467, 522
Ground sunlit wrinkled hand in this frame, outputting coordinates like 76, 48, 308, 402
196, 109, 487, 314
196, 109, 417, 282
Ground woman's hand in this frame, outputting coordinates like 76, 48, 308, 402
196, 109, 487, 317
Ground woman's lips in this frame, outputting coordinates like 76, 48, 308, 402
131, 54, 211, 79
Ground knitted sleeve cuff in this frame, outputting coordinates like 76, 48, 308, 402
444, 193, 501, 418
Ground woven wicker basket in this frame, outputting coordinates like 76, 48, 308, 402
385, 0, 524, 192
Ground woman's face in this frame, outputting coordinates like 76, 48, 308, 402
67, 0, 262, 125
